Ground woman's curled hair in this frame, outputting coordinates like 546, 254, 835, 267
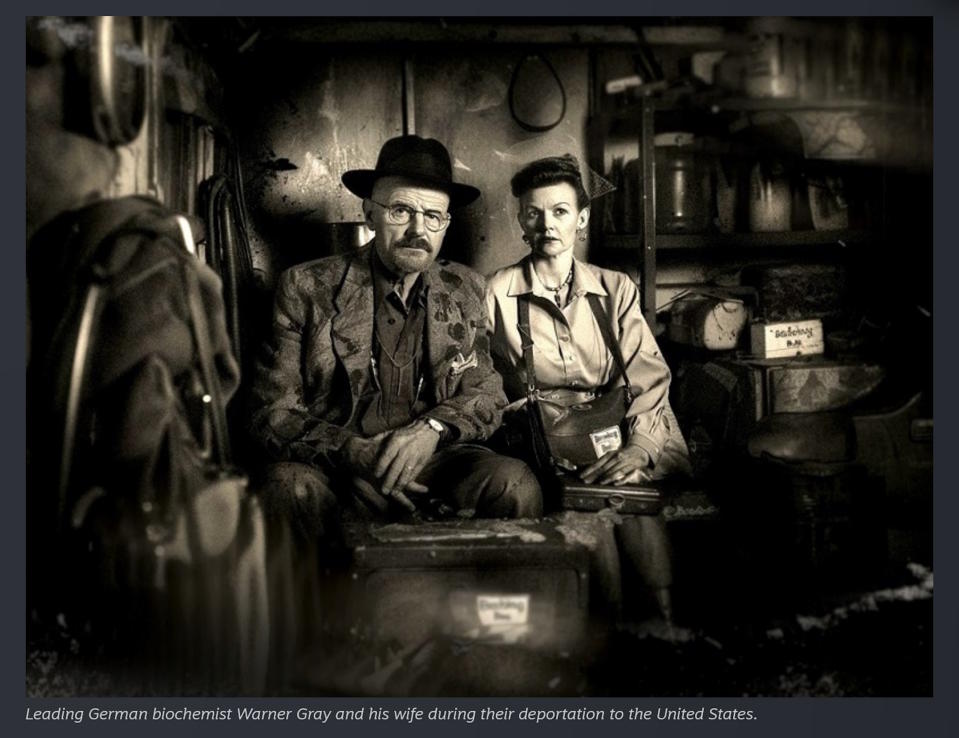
510, 154, 590, 210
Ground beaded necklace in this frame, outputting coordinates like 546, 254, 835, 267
541, 265, 574, 308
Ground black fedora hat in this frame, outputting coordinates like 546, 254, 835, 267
341, 135, 481, 207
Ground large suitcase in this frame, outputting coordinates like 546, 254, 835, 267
342, 519, 590, 653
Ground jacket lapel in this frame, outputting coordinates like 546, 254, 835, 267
331, 248, 375, 405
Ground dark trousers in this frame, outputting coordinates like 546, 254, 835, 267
259, 444, 543, 544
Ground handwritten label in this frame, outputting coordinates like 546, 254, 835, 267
476, 594, 530, 625
751, 320, 824, 358
589, 426, 623, 459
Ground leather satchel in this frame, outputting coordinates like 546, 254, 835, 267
518, 293, 634, 471
530, 386, 631, 469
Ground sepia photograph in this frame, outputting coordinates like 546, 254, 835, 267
25, 15, 933, 699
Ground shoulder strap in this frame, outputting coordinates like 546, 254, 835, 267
184, 264, 233, 467
586, 293, 634, 403
516, 295, 537, 398
57, 283, 105, 531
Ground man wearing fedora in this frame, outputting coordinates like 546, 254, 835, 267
250, 135, 542, 545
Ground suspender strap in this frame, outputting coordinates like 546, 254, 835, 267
517, 295, 538, 398
586, 293, 634, 403
184, 265, 233, 466
517, 291, 634, 405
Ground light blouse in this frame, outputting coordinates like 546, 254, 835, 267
486, 256, 673, 466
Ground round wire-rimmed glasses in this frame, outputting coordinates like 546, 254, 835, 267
369, 199, 452, 232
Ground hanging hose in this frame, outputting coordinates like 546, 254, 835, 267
508, 52, 567, 133
199, 173, 255, 371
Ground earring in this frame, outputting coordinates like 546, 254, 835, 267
578, 229, 586, 243
522, 235, 531, 245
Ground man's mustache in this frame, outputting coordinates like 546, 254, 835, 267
396, 237, 431, 251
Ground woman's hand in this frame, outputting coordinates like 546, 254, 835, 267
579, 446, 652, 486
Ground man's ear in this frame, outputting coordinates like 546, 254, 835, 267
362, 198, 376, 230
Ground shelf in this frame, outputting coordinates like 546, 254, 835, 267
588, 91, 911, 327
663, 97, 918, 114
602, 96, 922, 123
602, 230, 877, 251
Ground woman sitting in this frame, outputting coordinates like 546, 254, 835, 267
485, 153, 691, 622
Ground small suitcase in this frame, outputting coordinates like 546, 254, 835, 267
342, 519, 590, 653
556, 475, 663, 515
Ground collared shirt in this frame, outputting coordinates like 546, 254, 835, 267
356, 252, 430, 435
485, 256, 672, 464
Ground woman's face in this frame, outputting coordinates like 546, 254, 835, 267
517, 182, 589, 258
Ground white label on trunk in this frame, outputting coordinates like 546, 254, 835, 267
476, 595, 530, 626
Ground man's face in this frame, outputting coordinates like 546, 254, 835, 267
364, 176, 450, 275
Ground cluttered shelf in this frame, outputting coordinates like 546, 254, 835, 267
602, 229, 877, 251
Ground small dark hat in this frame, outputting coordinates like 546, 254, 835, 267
341, 135, 481, 207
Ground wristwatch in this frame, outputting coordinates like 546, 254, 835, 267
421, 416, 446, 438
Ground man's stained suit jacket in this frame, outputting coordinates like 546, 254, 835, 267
250, 244, 506, 467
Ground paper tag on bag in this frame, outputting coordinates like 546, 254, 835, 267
589, 426, 623, 459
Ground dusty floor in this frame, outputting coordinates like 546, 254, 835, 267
26, 554, 932, 698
